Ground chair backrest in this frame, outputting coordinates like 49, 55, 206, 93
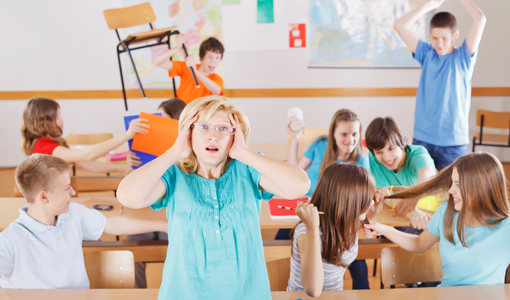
84, 250, 135, 289
14, 176, 79, 197
104, 3, 156, 30
266, 257, 291, 291
146, 262, 165, 289
66, 133, 114, 146
289, 128, 329, 159
381, 243, 442, 286
476, 110, 510, 129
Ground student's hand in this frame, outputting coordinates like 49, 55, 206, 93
393, 198, 420, 217
126, 151, 142, 168
228, 113, 250, 161
407, 208, 431, 230
286, 116, 304, 141
426, 0, 445, 9
127, 118, 149, 139
295, 201, 320, 229
169, 114, 198, 160
363, 221, 385, 238
185, 56, 197, 72
175, 34, 185, 49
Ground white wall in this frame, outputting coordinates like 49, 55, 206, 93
0, 0, 509, 167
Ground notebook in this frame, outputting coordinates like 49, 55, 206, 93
131, 112, 179, 157
123, 114, 160, 169
268, 198, 309, 220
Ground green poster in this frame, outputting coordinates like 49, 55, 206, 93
257, 0, 274, 23
223, 0, 240, 4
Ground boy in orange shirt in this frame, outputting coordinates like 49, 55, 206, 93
153, 35, 224, 104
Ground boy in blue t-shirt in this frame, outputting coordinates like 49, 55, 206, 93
394, 0, 486, 170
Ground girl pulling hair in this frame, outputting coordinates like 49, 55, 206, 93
21, 97, 147, 174
287, 162, 377, 296
364, 152, 510, 286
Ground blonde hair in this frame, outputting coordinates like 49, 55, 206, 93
21, 97, 67, 156
177, 96, 250, 174
15, 154, 71, 203
387, 152, 510, 247
318, 109, 363, 177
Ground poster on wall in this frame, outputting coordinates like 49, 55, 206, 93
308, 0, 433, 68
123, 0, 223, 89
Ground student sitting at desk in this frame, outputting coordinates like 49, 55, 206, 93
0, 154, 167, 289
21, 97, 148, 174
365, 152, 510, 287
117, 96, 310, 300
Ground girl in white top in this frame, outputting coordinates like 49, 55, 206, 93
287, 162, 382, 297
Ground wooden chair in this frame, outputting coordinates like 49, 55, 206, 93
103, 2, 179, 110
84, 250, 135, 289
289, 128, 329, 159
14, 177, 79, 197
66, 133, 114, 176
266, 257, 291, 291
146, 262, 165, 289
381, 244, 442, 288
472, 110, 510, 152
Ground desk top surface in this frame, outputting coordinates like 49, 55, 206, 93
0, 285, 508, 299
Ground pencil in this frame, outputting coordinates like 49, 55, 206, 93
389, 185, 395, 214
277, 206, 325, 214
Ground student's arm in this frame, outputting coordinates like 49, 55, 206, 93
52, 118, 148, 162
152, 34, 185, 70
74, 161, 131, 175
103, 216, 167, 235
393, 165, 436, 217
117, 115, 198, 209
295, 201, 323, 298
186, 56, 222, 95
394, 0, 444, 53
364, 222, 439, 253
286, 117, 313, 170
229, 114, 310, 199
460, 0, 487, 55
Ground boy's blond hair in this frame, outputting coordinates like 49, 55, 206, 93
177, 96, 250, 174
15, 154, 70, 203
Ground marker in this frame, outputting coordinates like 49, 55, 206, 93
277, 206, 325, 214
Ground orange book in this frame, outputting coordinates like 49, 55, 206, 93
131, 112, 179, 157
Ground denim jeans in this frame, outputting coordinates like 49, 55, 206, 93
412, 139, 467, 171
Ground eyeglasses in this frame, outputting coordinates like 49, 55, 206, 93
192, 123, 236, 136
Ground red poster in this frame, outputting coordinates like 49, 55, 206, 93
289, 24, 306, 48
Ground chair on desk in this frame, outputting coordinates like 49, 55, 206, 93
84, 250, 135, 289
472, 110, 510, 152
14, 177, 79, 198
66, 133, 114, 176
266, 257, 291, 291
103, 2, 179, 110
380, 243, 442, 288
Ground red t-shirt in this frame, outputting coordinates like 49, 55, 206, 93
33, 137, 61, 155
169, 61, 224, 104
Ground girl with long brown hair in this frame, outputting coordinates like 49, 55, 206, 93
287, 162, 377, 296
364, 152, 510, 286
21, 97, 148, 173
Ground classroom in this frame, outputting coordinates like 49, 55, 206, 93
1, 0, 510, 299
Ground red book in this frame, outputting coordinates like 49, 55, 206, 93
268, 198, 308, 219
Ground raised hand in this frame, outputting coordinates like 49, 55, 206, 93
287, 116, 304, 140
427, 0, 445, 10
295, 201, 320, 229
127, 118, 149, 139
228, 113, 249, 160
185, 56, 197, 72
175, 34, 185, 49
169, 114, 198, 160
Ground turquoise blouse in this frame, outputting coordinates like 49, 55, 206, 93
151, 159, 274, 300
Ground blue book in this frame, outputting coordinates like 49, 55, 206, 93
123, 114, 161, 169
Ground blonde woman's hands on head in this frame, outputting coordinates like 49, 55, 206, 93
287, 116, 304, 140
295, 201, 320, 229
407, 209, 431, 230
228, 113, 250, 161
127, 118, 149, 139
169, 114, 198, 160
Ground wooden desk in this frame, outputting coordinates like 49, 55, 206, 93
1, 285, 509, 299
259, 200, 412, 229
0, 197, 166, 232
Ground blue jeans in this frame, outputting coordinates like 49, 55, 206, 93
412, 139, 467, 171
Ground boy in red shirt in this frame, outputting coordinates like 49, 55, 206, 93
153, 35, 224, 104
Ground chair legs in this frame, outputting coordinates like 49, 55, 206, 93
125, 47, 146, 100
116, 49, 128, 111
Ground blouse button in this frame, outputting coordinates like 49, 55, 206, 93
216, 230, 220, 234
213, 197, 217, 200
215, 205, 218, 208
215, 216, 218, 219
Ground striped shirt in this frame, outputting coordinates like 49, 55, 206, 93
287, 222, 358, 291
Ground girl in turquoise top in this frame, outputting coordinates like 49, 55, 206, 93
365, 152, 510, 286
117, 96, 310, 300
287, 109, 370, 290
